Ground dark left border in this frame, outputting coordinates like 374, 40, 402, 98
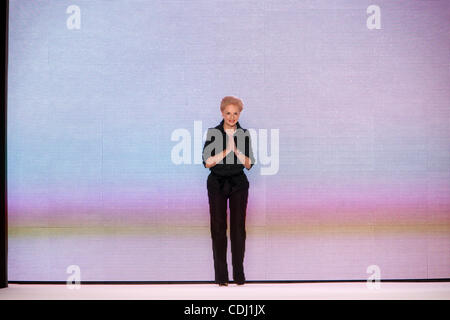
1, 0, 8, 289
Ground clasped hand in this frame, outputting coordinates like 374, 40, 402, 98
225, 130, 237, 155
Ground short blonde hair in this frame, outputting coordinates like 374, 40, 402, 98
220, 96, 244, 112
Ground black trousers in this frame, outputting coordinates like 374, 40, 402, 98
207, 176, 249, 283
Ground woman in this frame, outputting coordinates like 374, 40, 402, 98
202, 96, 255, 287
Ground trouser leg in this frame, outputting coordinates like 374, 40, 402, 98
229, 187, 249, 282
207, 189, 229, 283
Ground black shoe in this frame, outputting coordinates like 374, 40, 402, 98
218, 282, 228, 287
235, 280, 245, 286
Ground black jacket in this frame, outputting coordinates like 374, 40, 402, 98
202, 119, 255, 192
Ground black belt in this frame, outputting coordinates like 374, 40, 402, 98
210, 171, 244, 191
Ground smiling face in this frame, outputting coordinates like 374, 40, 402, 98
221, 104, 241, 128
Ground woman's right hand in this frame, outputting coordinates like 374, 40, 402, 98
206, 149, 227, 168
206, 133, 234, 167
225, 132, 235, 155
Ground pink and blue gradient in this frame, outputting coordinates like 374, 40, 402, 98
7, 0, 450, 281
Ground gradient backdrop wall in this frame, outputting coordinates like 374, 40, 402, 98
7, 0, 450, 281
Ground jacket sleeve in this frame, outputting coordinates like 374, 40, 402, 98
245, 129, 256, 170
202, 128, 215, 168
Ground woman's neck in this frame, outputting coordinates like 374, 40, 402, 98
223, 122, 237, 131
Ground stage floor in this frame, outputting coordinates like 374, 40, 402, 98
0, 282, 449, 300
